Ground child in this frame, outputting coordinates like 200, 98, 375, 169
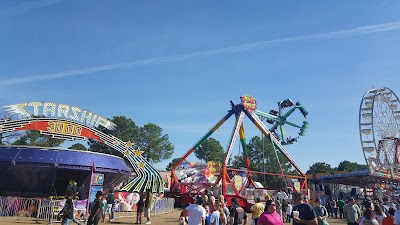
101, 197, 107, 222
136, 194, 144, 224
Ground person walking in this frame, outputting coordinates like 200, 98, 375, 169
205, 205, 212, 225
313, 198, 328, 225
382, 208, 395, 225
282, 199, 288, 222
181, 197, 206, 225
105, 189, 115, 222
136, 193, 144, 224
291, 192, 317, 225
374, 204, 387, 225
337, 198, 345, 219
87, 191, 103, 225
332, 199, 338, 219
257, 199, 284, 225
209, 196, 216, 213
101, 197, 106, 222
286, 201, 293, 223
250, 197, 265, 225
144, 189, 153, 224
343, 197, 361, 225
58, 191, 74, 225
357, 201, 379, 225
210, 202, 227, 225
275, 197, 282, 218
229, 197, 247, 225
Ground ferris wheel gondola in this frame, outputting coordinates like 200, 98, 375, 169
359, 87, 400, 177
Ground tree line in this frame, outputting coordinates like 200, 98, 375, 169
306, 161, 368, 174
1, 115, 174, 165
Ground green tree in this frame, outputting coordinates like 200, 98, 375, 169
137, 123, 174, 163
0, 109, 23, 145
12, 130, 64, 147
166, 158, 183, 171
336, 160, 368, 171
231, 135, 295, 189
68, 143, 87, 150
307, 162, 333, 174
195, 138, 225, 162
88, 116, 140, 156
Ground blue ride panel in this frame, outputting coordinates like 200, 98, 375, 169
0, 146, 131, 197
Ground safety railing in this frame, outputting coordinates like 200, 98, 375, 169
0, 197, 41, 221
0, 196, 175, 223
36, 199, 57, 223
113, 197, 175, 218
152, 198, 175, 216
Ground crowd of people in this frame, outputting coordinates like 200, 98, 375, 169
177, 191, 400, 225
180, 191, 245, 225
57, 182, 153, 225
56, 180, 400, 225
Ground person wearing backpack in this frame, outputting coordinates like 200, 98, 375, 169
313, 198, 329, 225
229, 197, 247, 225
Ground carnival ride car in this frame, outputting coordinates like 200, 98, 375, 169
170, 95, 309, 210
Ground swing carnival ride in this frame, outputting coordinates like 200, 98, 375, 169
170, 95, 309, 209
255, 98, 309, 146
0, 102, 163, 196
359, 87, 400, 180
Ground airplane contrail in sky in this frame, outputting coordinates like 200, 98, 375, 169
0, 0, 62, 18
1, 21, 400, 87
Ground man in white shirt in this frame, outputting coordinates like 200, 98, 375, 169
181, 198, 206, 225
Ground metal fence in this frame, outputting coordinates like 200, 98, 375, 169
114, 197, 175, 218
0, 196, 175, 224
36, 199, 60, 223
151, 197, 175, 216
0, 197, 41, 220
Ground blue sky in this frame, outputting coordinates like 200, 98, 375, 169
1, 1, 400, 173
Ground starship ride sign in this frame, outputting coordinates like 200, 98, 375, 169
0, 101, 163, 193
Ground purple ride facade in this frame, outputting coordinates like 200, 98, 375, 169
0, 146, 131, 197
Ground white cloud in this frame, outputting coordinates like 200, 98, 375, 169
0, 0, 62, 18
1, 21, 400, 86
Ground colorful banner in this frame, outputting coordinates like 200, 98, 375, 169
14, 120, 102, 141
92, 173, 104, 186
57, 200, 87, 219
89, 186, 103, 203
115, 192, 140, 211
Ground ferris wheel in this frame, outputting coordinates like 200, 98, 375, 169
359, 87, 400, 176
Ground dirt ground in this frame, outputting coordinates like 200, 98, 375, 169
0, 210, 349, 225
